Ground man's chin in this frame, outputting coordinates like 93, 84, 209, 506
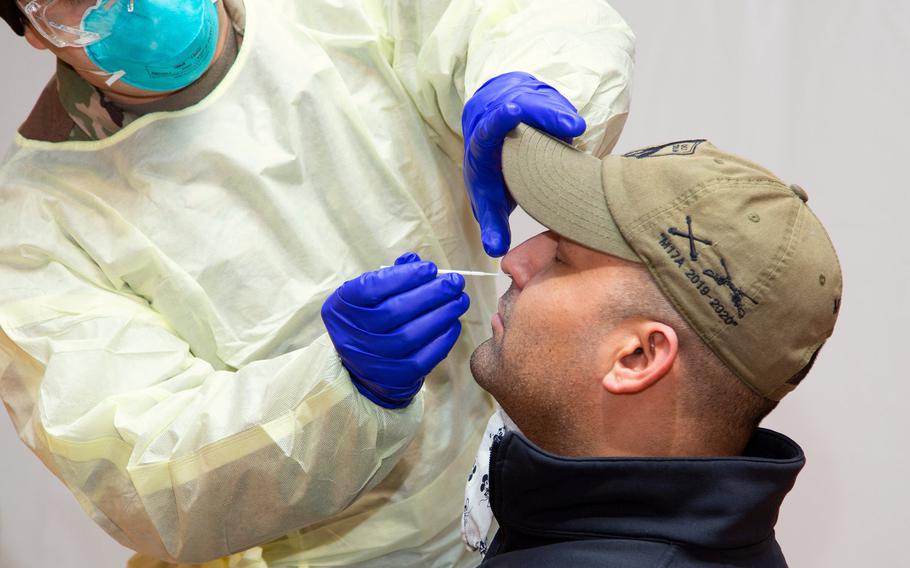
469, 338, 499, 394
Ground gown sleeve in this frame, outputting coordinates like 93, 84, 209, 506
0, 183, 423, 563
388, 0, 635, 159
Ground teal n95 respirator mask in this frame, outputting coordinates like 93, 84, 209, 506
83, 0, 221, 92
20, 0, 221, 92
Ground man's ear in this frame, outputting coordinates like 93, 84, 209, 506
24, 24, 49, 50
602, 322, 679, 395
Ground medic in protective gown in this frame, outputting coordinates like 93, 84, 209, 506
0, 0, 634, 566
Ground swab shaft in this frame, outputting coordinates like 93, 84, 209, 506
379, 266, 499, 277
437, 269, 499, 277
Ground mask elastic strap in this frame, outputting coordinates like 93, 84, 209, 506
88, 68, 127, 87
105, 69, 127, 86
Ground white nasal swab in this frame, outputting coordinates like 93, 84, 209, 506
379, 266, 499, 277
436, 269, 500, 277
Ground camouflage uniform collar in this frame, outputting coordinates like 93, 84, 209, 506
56, 60, 129, 141
56, 0, 246, 142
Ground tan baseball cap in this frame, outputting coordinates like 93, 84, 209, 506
502, 124, 842, 400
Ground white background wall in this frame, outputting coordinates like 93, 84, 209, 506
1, 1, 907, 567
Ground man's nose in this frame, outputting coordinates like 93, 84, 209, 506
500, 231, 558, 290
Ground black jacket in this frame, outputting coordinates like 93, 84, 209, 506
480, 428, 804, 567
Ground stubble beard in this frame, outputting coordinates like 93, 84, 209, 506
470, 336, 501, 395
470, 333, 527, 418
471, 285, 517, 396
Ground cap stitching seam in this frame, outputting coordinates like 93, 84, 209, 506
742, 192, 804, 318
525, 186, 618, 247
535, 140, 606, 214
701, 192, 807, 397
777, 206, 830, 372
521, 137, 605, 231
803, 205, 844, 296
518, 134, 630, 254
701, 196, 798, 344
626, 178, 790, 235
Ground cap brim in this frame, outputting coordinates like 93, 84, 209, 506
502, 124, 640, 263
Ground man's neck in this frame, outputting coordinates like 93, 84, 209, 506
513, 403, 748, 459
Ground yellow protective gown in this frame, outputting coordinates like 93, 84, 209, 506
0, 0, 634, 566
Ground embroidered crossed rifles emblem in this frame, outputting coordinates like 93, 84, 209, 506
668, 215, 713, 261
703, 257, 759, 318
667, 215, 759, 319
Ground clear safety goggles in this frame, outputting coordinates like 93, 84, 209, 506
19, 0, 134, 48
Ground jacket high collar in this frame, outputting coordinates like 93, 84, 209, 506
489, 428, 805, 550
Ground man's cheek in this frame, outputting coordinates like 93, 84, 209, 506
503, 312, 560, 367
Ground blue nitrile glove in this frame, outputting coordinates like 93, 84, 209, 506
463, 71, 587, 257
321, 252, 470, 409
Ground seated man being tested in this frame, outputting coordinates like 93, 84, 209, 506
461, 125, 843, 567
